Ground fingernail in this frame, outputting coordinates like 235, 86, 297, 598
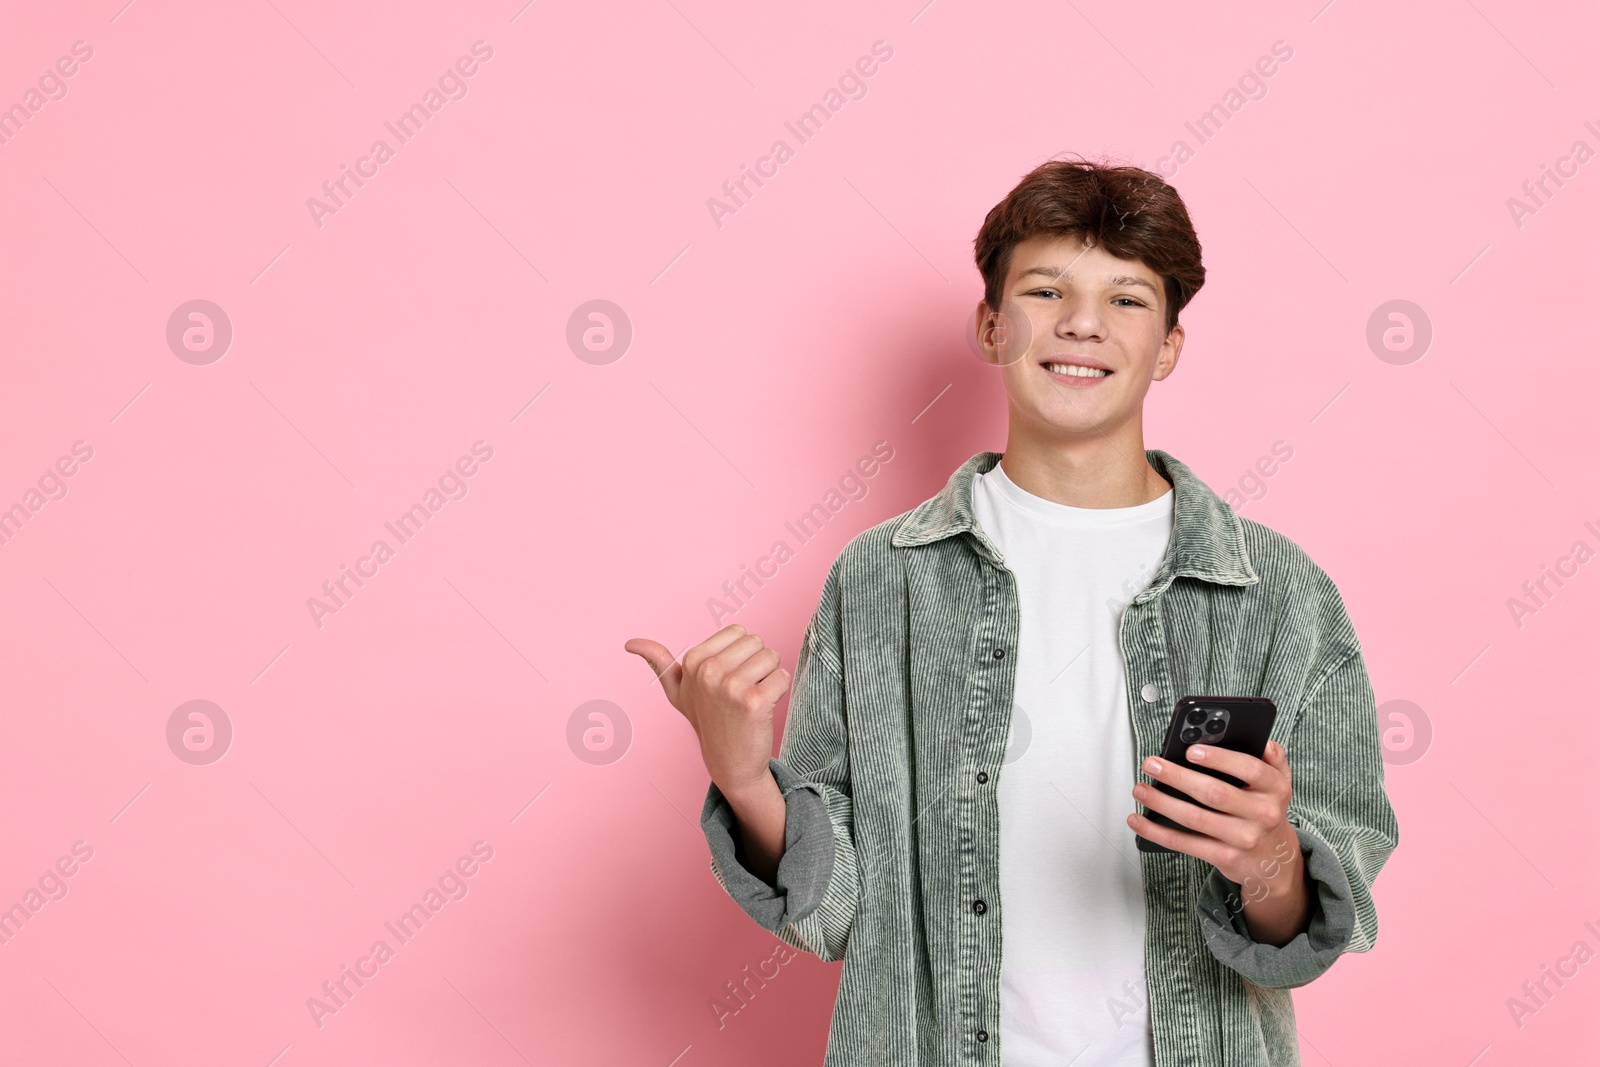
1190, 746, 1206, 760
1145, 757, 1163, 773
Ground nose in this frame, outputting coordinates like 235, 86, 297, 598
1052, 294, 1106, 342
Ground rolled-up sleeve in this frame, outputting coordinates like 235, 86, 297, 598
699, 569, 862, 963
1200, 615, 1400, 989
701, 756, 837, 931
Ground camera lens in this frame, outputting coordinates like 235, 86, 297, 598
1179, 726, 1202, 744
1204, 717, 1225, 733
1185, 709, 1207, 725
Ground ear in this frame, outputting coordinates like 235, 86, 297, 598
1151, 323, 1184, 381
973, 299, 999, 365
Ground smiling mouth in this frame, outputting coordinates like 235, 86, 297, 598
1042, 361, 1111, 379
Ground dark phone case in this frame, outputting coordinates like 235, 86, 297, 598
1134, 696, 1278, 854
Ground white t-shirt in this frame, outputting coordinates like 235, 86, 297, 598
970, 460, 1174, 1067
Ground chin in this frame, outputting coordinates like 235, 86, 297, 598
1029, 408, 1113, 437
1035, 393, 1117, 427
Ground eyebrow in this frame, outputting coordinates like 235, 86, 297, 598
1017, 266, 1159, 296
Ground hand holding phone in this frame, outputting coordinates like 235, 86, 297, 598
1134, 696, 1277, 854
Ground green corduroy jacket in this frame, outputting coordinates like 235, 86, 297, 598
700, 449, 1400, 1066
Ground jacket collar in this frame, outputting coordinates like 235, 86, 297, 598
889, 450, 1259, 596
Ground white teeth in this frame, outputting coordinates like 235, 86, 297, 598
1045, 363, 1109, 378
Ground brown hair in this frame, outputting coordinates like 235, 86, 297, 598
973, 154, 1205, 336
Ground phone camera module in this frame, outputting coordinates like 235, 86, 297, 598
1179, 725, 1202, 744
1185, 708, 1208, 725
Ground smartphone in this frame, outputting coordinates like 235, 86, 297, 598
1135, 696, 1277, 854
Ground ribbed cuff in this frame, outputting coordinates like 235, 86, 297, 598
701, 757, 837, 932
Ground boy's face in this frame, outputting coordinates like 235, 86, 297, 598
975, 234, 1184, 441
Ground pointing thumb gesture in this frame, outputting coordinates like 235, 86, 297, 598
624, 623, 790, 799
622, 636, 684, 710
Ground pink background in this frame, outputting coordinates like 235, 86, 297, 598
2, 0, 1598, 1063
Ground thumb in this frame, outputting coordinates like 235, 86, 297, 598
1264, 739, 1290, 778
624, 637, 684, 708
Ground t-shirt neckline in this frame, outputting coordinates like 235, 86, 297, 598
980, 461, 1174, 528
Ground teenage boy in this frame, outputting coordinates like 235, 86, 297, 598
626, 157, 1398, 1067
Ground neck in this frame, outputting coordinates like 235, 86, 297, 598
997, 411, 1170, 509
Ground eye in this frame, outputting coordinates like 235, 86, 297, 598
1112, 297, 1146, 308
1025, 288, 1059, 299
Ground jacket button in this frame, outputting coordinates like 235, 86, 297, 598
977, 1029, 989, 1042
992, 647, 1006, 659
976, 771, 989, 784
973, 899, 987, 914
1140, 683, 1160, 702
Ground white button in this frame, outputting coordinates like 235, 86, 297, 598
1140, 683, 1160, 703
